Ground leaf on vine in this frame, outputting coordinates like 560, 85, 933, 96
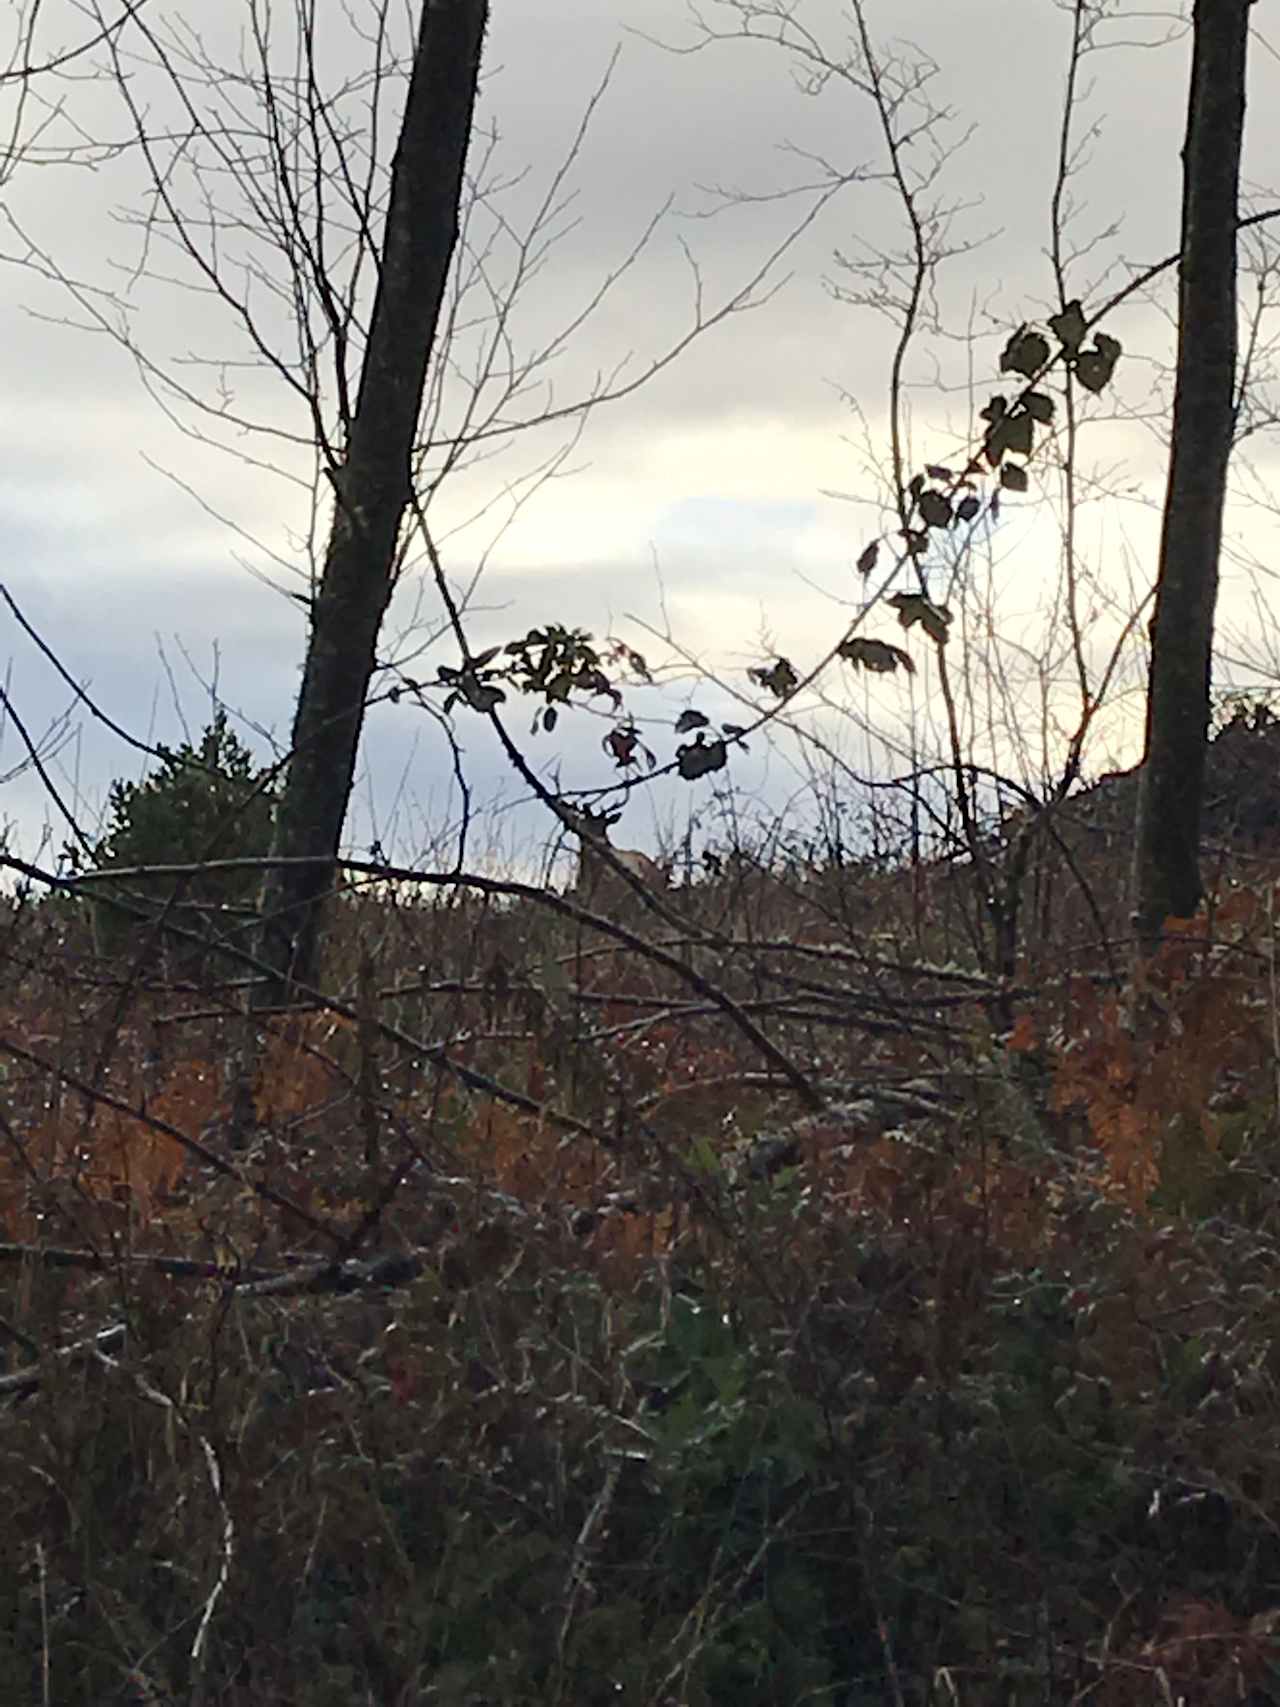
676, 734, 728, 780
748, 658, 800, 699
604, 725, 655, 769
1024, 389, 1055, 424
675, 709, 709, 734
956, 494, 982, 523
1000, 327, 1051, 378
1074, 333, 1121, 394
984, 407, 1035, 468
888, 592, 952, 645
1048, 299, 1087, 355
1000, 463, 1029, 493
608, 641, 653, 681
459, 680, 505, 713
856, 540, 880, 576
918, 489, 953, 529
838, 635, 916, 675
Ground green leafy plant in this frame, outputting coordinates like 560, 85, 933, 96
87, 711, 276, 974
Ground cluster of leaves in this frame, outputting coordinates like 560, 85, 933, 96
733, 301, 1126, 726
397, 623, 755, 784
844, 298, 1122, 679
419, 624, 639, 733
380, 304, 1126, 806
985, 303, 1120, 486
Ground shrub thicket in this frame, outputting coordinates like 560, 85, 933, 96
88, 711, 275, 978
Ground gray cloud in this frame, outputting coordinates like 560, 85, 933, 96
2, 0, 1276, 868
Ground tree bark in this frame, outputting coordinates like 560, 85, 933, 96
1131, 0, 1249, 943
258, 0, 489, 1002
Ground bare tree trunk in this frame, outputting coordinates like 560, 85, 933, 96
258, 0, 489, 1003
1131, 0, 1249, 944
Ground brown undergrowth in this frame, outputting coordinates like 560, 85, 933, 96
2, 849, 1280, 1704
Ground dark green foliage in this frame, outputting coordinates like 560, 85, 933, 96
88, 711, 275, 975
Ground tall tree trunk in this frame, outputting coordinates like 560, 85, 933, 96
1131, 0, 1249, 944
258, 0, 489, 1002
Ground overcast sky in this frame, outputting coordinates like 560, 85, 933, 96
3, 0, 1280, 875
